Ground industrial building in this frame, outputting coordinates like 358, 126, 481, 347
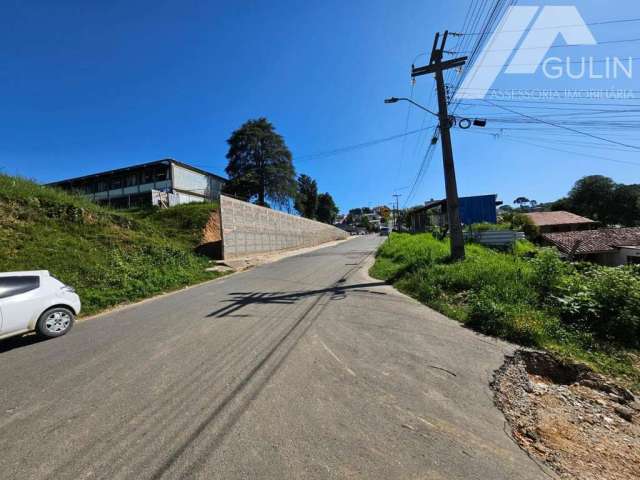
48, 159, 226, 208
408, 194, 501, 232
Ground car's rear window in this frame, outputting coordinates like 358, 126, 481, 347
0, 276, 40, 299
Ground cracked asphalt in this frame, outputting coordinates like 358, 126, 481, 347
0, 236, 548, 479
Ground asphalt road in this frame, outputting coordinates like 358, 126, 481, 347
0, 236, 548, 479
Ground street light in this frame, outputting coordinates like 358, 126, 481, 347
384, 97, 486, 129
384, 97, 438, 116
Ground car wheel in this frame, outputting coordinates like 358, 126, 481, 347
36, 307, 75, 338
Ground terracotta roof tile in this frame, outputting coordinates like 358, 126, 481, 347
525, 211, 595, 227
542, 227, 640, 254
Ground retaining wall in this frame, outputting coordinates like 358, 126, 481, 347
220, 195, 348, 259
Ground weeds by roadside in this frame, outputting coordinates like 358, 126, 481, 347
370, 233, 640, 391
0, 174, 224, 316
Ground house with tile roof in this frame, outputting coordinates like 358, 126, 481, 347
524, 211, 596, 234
542, 227, 640, 266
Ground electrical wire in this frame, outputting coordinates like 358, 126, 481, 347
482, 99, 640, 150
469, 131, 640, 166
453, 16, 640, 36
297, 125, 437, 161
451, 36, 640, 54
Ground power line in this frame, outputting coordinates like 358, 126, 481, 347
470, 56, 639, 68
468, 129, 635, 153
476, 133, 640, 167
452, 87, 640, 94
450, 36, 640, 54
482, 99, 640, 150
453, 16, 640, 36
297, 125, 437, 161
456, 100, 640, 109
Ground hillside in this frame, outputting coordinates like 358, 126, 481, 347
0, 174, 223, 315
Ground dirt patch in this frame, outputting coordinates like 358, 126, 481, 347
492, 350, 639, 480
196, 210, 223, 258
201, 210, 222, 243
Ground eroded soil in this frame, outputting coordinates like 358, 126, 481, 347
492, 351, 640, 480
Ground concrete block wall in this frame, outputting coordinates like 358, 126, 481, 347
220, 195, 348, 259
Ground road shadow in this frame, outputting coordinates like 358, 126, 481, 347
0, 333, 48, 354
207, 281, 387, 318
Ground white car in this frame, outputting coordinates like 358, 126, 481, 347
0, 271, 81, 341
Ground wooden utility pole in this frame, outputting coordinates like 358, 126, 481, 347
411, 31, 467, 260
392, 194, 402, 230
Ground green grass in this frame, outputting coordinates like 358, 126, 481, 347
0, 174, 224, 316
371, 233, 640, 391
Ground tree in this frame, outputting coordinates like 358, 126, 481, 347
613, 184, 640, 226
549, 175, 640, 226
514, 197, 530, 209
294, 174, 318, 219
566, 175, 616, 224
316, 192, 339, 224
224, 118, 296, 207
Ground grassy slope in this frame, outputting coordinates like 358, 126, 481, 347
370, 233, 640, 391
0, 175, 222, 316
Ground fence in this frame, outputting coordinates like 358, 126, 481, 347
464, 230, 525, 248
220, 195, 348, 259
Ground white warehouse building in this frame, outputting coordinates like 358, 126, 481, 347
48, 158, 226, 208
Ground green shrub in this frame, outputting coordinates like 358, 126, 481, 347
529, 248, 572, 298
466, 287, 556, 346
554, 266, 640, 347
0, 175, 222, 316
511, 213, 539, 239
468, 222, 512, 232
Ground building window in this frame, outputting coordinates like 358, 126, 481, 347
125, 173, 138, 187
155, 167, 168, 182
143, 170, 154, 184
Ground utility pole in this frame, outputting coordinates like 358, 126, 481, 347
411, 31, 466, 260
392, 194, 402, 230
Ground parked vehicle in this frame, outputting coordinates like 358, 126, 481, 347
0, 271, 81, 341
380, 227, 390, 236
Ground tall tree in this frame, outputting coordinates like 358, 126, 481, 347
294, 174, 318, 219
316, 192, 339, 224
550, 175, 640, 226
612, 183, 640, 226
224, 118, 296, 207
566, 175, 616, 224
514, 197, 530, 209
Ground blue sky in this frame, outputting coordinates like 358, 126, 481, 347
1, 0, 638, 213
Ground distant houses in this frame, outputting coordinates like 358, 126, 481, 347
542, 227, 640, 266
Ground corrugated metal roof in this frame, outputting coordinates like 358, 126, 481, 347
47, 158, 227, 185
525, 211, 595, 227
542, 227, 640, 254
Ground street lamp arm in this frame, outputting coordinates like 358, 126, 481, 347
384, 97, 438, 117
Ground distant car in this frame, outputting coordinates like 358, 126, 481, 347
0, 271, 81, 341
380, 227, 390, 236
